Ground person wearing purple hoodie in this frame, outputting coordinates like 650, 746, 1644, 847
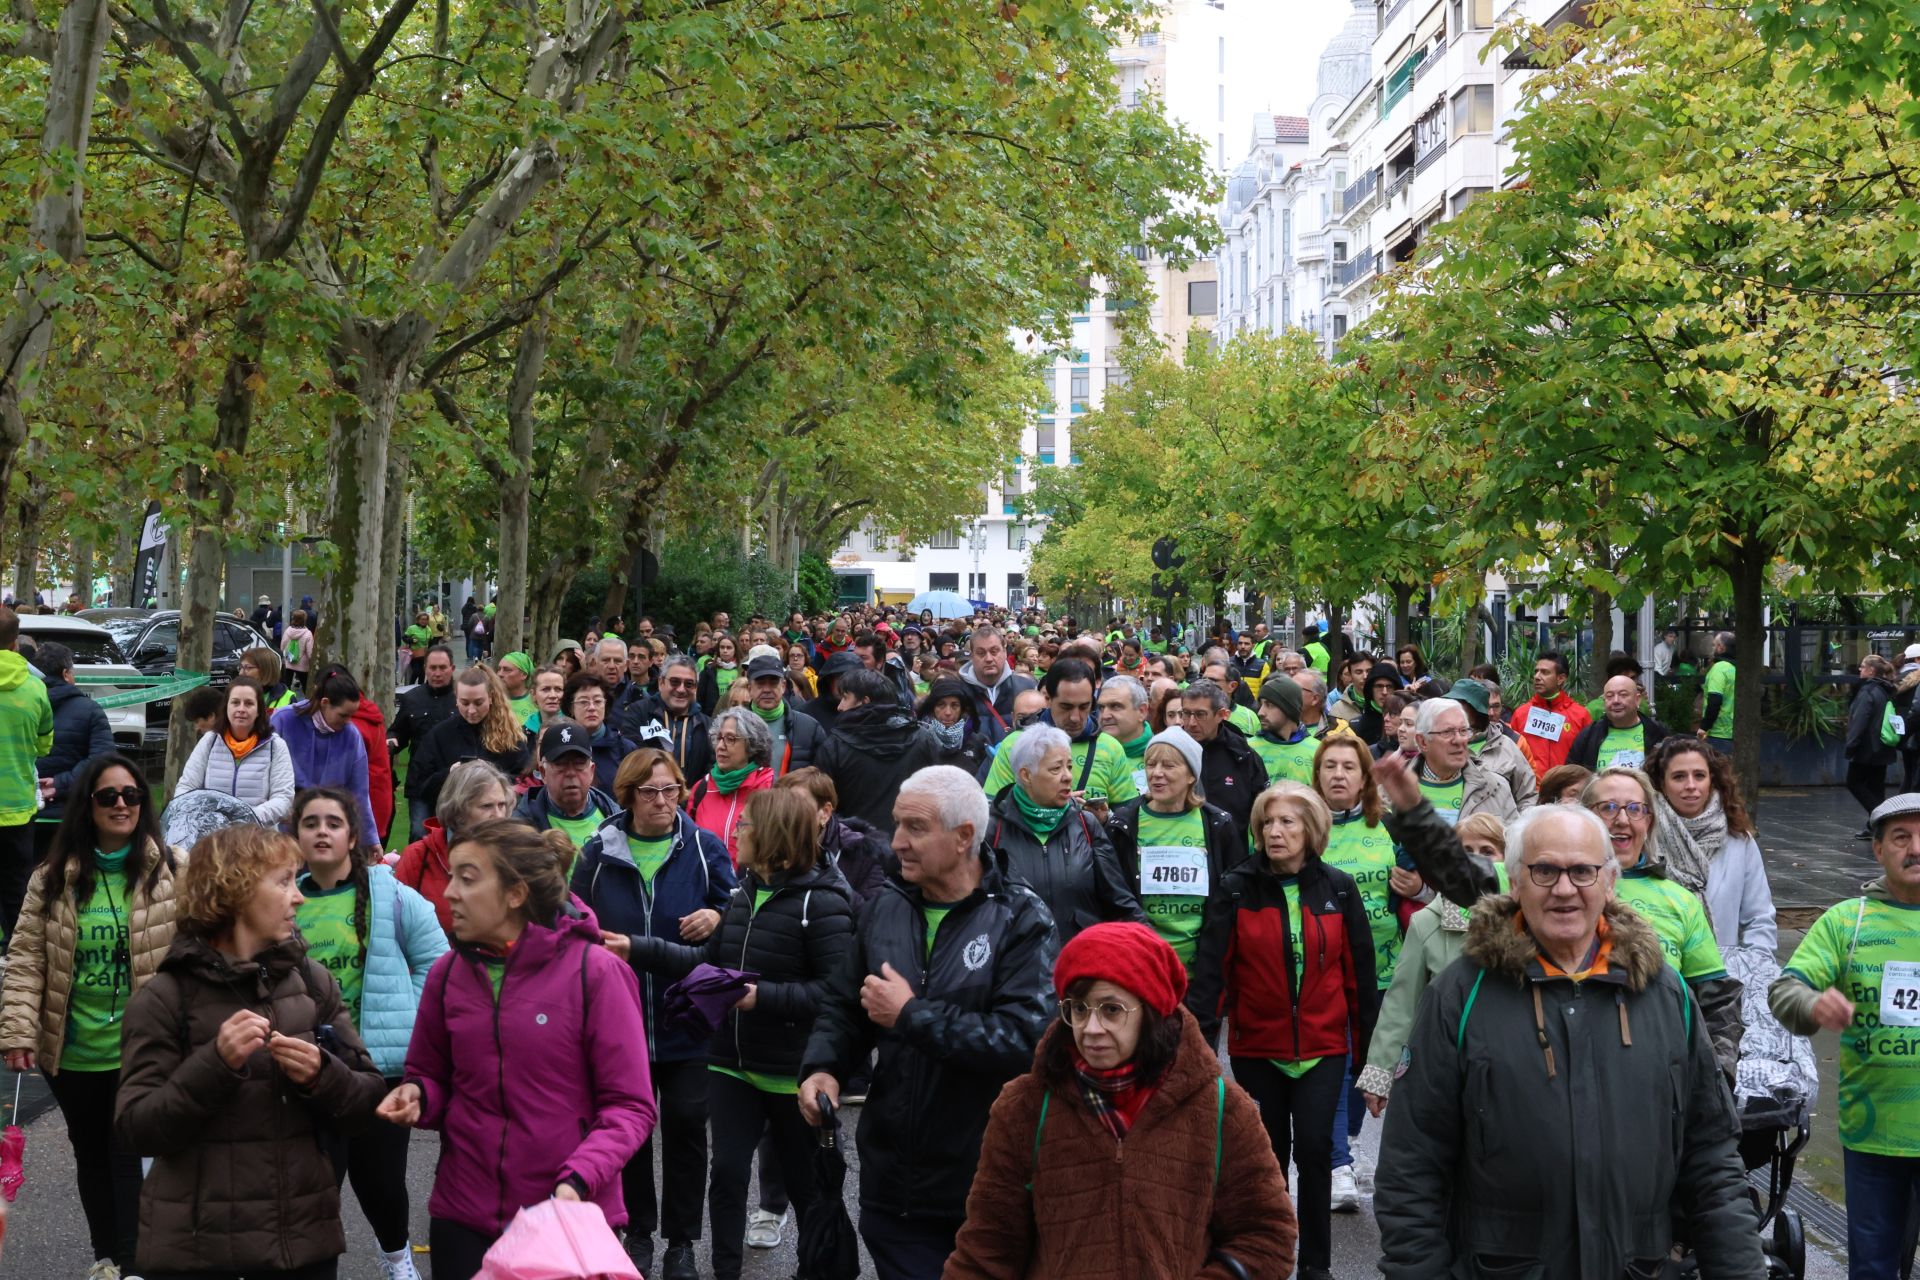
378, 819, 656, 1280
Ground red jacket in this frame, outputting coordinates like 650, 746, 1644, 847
1508, 692, 1593, 777
1186, 857, 1376, 1064
351, 698, 395, 842
395, 819, 453, 933
685, 768, 774, 867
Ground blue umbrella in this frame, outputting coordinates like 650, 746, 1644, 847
907, 590, 972, 619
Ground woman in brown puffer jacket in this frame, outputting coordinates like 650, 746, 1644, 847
943, 922, 1297, 1280
0, 754, 181, 1277
115, 823, 387, 1280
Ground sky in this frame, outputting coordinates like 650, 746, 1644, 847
1226, 0, 1356, 170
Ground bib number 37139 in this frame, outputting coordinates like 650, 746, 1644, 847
1524, 706, 1568, 742
1881, 960, 1920, 1028
1140, 846, 1209, 897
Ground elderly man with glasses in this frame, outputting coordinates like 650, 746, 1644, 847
1374, 793, 1762, 1280
631, 656, 714, 788
1405, 699, 1520, 829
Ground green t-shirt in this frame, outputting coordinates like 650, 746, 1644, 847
1597, 723, 1647, 771
1121, 729, 1152, 796
296, 883, 365, 1020
1418, 774, 1466, 826
1268, 878, 1323, 1076
1227, 704, 1260, 738
405, 624, 433, 653
509, 694, 536, 724
922, 903, 956, 963
1704, 660, 1736, 736
713, 665, 740, 702
483, 955, 507, 1001
62, 847, 133, 1071
983, 728, 1138, 805
1784, 896, 1920, 1156
1250, 729, 1318, 787
1135, 806, 1210, 967
1323, 815, 1398, 988
752, 886, 776, 914
1615, 870, 1727, 982
549, 806, 606, 851
627, 833, 674, 885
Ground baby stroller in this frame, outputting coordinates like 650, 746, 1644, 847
1675, 944, 1816, 1279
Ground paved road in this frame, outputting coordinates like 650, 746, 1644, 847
1, 785, 1874, 1277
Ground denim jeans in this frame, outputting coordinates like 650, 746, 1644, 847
1844, 1148, 1920, 1280
1330, 1051, 1366, 1170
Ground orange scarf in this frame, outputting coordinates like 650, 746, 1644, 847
224, 732, 260, 763
1525, 912, 1614, 982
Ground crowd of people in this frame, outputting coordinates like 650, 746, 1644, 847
0, 597, 1909, 1280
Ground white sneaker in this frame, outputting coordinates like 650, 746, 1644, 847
746, 1207, 788, 1248
1351, 1150, 1376, 1192
1330, 1164, 1360, 1213
85, 1262, 122, 1280
379, 1246, 422, 1280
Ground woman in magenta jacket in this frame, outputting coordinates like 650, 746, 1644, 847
378, 819, 656, 1280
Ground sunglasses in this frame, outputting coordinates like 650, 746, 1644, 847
92, 786, 145, 809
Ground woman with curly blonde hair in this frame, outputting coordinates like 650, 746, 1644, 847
406, 665, 531, 824
115, 824, 387, 1278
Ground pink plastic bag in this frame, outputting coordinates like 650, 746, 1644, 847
476, 1198, 642, 1280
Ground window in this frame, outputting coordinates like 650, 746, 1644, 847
929, 573, 960, 593
968, 573, 986, 596
1450, 185, 1491, 215
1036, 423, 1056, 463
1007, 525, 1030, 551
1141, 30, 1159, 46
1469, 0, 1492, 26
1106, 365, 1130, 391
1069, 367, 1090, 409
928, 526, 961, 550
1218, 36, 1226, 72
1332, 314, 1348, 339
1188, 279, 1219, 316
1333, 239, 1348, 264
1218, 84, 1225, 121
1007, 574, 1026, 609
1452, 84, 1493, 139
1416, 102, 1446, 156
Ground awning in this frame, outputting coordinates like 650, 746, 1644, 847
1384, 218, 1415, 251
1383, 125, 1415, 160
1415, 1, 1445, 48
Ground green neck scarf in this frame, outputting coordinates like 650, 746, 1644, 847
1013, 785, 1069, 838
1121, 728, 1152, 760
710, 763, 756, 794
751, 702, 785, 724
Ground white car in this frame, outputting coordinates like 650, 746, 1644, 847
18, 615, 153, 751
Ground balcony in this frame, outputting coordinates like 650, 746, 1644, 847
1334, 248, 1376, 290
1386, 167, 1412, 202
1295, 229, 1329, 262
1380, 49, 1423, 117
1413, 39, 1447, 82
1379, 0, 1411, 31
1413, 137, 1448, 177
1341, 170, 1379, 222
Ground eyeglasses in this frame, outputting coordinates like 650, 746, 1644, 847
92, 786, 144, 809
664, 678, 696, 690
1061, 998, 1139, 1028
1425, 728, 1473, 742
713, 732, 745, 746
1592, 801, 1650, 820
1525, 862, 1607, 888
634, 784, 682, 803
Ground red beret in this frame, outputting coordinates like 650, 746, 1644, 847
1053, 922, 1188, 1017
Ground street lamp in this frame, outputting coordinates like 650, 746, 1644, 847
968, 523, 988, 604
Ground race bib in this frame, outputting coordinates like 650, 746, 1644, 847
1140, 846, 1209, 897
1524, 706, 1568, 742
1605, 749, 1644, 770
1882, 960, 1920, 1027
1133, 767, 1148, 794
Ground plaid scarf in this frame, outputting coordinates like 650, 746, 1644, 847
1074, 1056, 1151, 1141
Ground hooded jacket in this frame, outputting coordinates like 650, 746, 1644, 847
1355, 897, 1474, 1101
176, 729, 297, 827
0, 650, 54, 825
959, 661, 1038, 745
270, 704, 380, 840
800, 860, 1058, 1224
1407, 751, 1520, 825
36, 678, 114, 822
982, 786, 1147, 945
1374, 897, 1761, 1280
625, 860, 855, 1080
395, 818, 456, 932
944, 1010, 1298, 1280
350, 697, 395, 841
800, 651, 863, 732
628, 698, 715, 788
295, 863, 448, 1076
920, 675, 990, 774
1846, 674, 1900, 765
115, 933, 388, 1274
821, 813, 892, 909
571, 810, 737, 1063
1185, 853, 1376, 1065
0, 838, 182, 1072
1470, 726, 1539, 811
814, 701, 946, 836
403, 902, 658, 1236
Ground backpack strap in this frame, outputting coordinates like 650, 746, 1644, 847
1025, 1088, 1052, 1192
1075, 741, 1097, 792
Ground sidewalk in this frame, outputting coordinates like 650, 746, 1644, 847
1755, 785, 1883, 913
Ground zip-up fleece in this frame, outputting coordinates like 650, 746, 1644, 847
0, 650, 53, 825
1185, 855, 1376, 1065
571, 810, 737, 1063
404, 902, 657, 1236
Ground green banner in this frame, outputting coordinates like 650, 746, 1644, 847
88, 671, 210, 709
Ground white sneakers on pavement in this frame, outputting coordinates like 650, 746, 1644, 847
379, 1245, 422, 1280
1330, 1163, 1360, 1213
85, 1263, 122, 1280
746, 1207, 789, 1248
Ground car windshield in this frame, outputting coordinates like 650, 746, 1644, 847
32, 631, 126, 665
87, 615, 147, 651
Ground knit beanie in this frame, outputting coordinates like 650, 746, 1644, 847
1147, 726, 1203, 782
1258, 673, 1304, 720
1054, 922, 1188, 1016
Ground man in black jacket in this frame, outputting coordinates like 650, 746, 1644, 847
629, 655, 715, 788
1845, 654, 1901, 836
1566, 673, 1670, 772
815, 669, 944, 836
1176, 678, 1269, 850
801, 650, 862, 733
799, 764, 1055, 1280
745, 653, 824, 776
387, 644, 459, 839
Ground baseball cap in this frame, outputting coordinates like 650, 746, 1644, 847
746, 654, 785, 680
539, 721, 593, 762
1446, 678, 1491, 716
1904, 643, 1920, 660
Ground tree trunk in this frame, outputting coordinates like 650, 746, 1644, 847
370, 442, 409, 713
1324, 601, 1346, 688
109, 518, 134, 606
1458, 585, 1485, 674
599, 500, 647, 626
319, 334, 409, 705
72, 535, 93, 607
12, 441, 42, 603
492, 307, 547, 662
1729, 537, 1769, 815
1391, 582, 1414, 655
1590, 587, 1615, 696
1290, 599, 1306, 651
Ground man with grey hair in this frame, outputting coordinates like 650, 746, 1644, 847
799, 765, 1055, 1279
1408, 698, 1518, 827
631, 654, 714, 786
1097, 673, 1153, 793
1291, 668, 1330, 736
1377, 797, 1761, 1278
1178, 677, 1267, 848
